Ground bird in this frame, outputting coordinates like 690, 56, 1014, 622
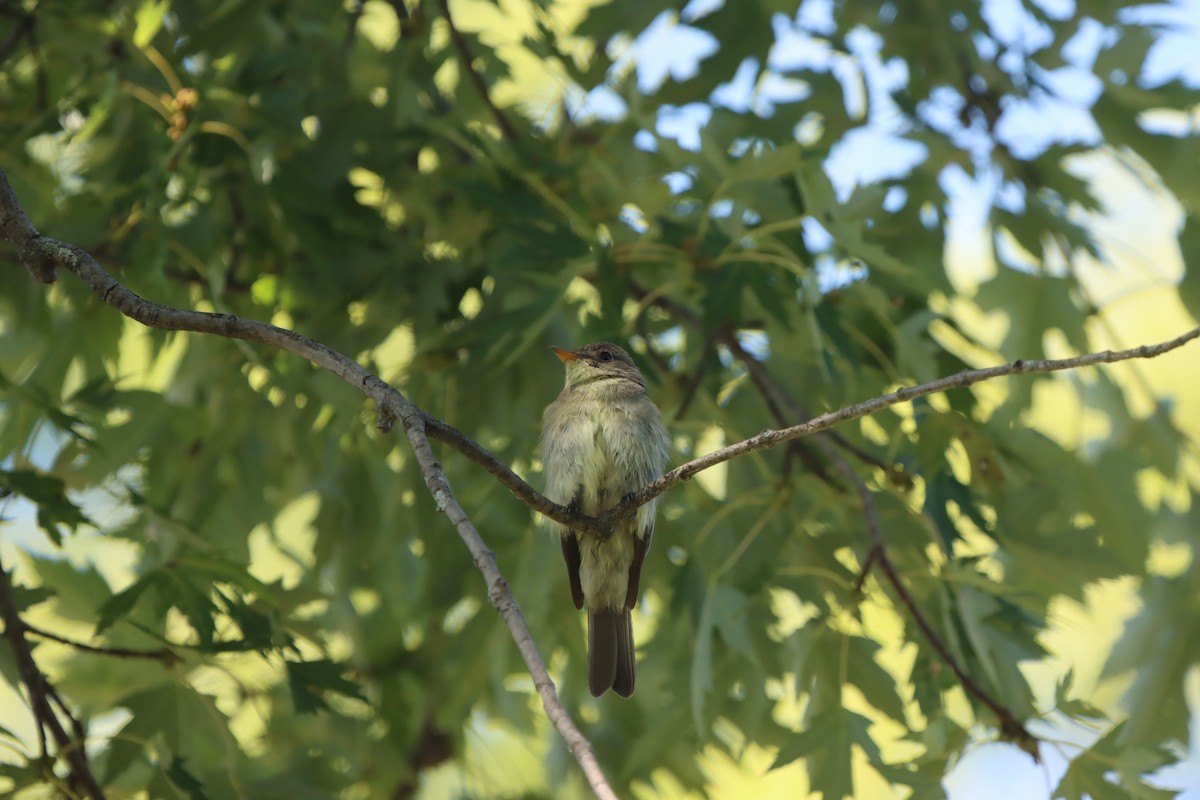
539, 342, 670, 697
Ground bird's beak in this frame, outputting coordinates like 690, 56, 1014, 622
551, 346, 579, 363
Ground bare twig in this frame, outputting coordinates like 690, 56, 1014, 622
598, 326, 1200, 529
0, 167, 616, 800
23, 622, 180, 664
435, 0, 519, 142
0, 558, 107, 799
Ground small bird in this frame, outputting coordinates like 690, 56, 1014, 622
539, 342, 670, 697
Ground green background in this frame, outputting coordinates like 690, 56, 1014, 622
1, 0, 1199, 797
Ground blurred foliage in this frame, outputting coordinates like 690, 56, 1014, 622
0, 0, 1198, 798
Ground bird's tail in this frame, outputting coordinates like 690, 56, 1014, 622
588, 608, 635, 697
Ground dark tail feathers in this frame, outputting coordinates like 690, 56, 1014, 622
587, 608, 635, 697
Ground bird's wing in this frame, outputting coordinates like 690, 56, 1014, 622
561, 533, 584, 610
624, 524, 653, 612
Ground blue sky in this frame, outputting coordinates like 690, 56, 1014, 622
584, 0, 1200, 262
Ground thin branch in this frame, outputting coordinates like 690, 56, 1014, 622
435, 0, 519, 142
629, 284, 909, 479
598, 325, 1200, 529
44, 682, 87, 747
0, 167, 617, 800
22, 622, 180, 664
0, 560, 107, 799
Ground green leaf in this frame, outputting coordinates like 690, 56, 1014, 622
1054, 722, 1178, 800
771, 708, 876, 800
95, 573, 159, 635
27, 556, 113, 624
286, 659, 367, 714
1101, 566, 1200, 746
133, 0, 169, 47
1177, 214, 1200, 323
711, 585, 757, 663
1053, 668, 1107, 722
7, 582, 54, 612
166, 757, 209, 800
975, 268, 1088, 362
844, 636, 907, 724
0, 469, 91, 545
106, 686, 181, 782
166, 573, 219, 648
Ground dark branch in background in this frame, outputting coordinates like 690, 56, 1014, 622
852, 547, 881, 592
635, 307, 672, 376
0, 10, 34, 67
720, 333, 1038, 756
875, 534, 1038, 751
829, 434, 912, 488
387, 0, 411, 21
345, 0, 367, 45
0, 167, 618, 800
23, 622, 180, 664
0, 557, 107, 800
435, 0, 519, 142
25, 12, 48, 110
673, 334, 715, 421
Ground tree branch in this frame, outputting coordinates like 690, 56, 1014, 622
0, 559, 107, 799
22, 622, 181, 664
435, 0, 519, 142
0, 167, 617, 800
598, 326, 1200, 529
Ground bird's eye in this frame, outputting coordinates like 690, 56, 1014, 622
598, 350, 613, 362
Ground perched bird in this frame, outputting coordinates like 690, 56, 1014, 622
539, 342, 670, 697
